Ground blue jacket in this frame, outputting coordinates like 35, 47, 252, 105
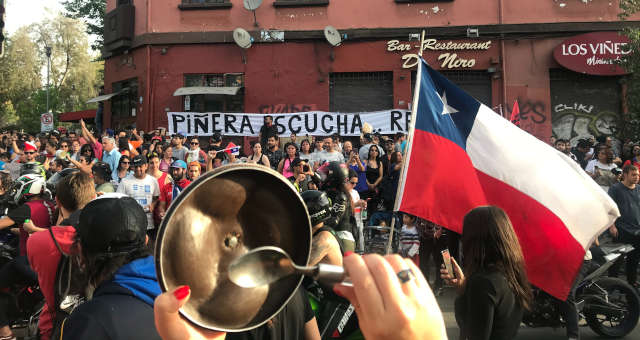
62, 256, 162, 340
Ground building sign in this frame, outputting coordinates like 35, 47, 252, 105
553, 32, 631, 76
40, 112, 54, 132
167, 110, 411, 137
386, 31, 492, 69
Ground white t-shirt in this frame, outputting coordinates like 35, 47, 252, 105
585, 160, 618, 192
316, 150, 344, 165
116, 174, 160, 229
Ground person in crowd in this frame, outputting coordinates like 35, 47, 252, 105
419, 219, 447, 297
585, 146, 618, 192
92, 162, 116, 193
364, 145, 383, 215
264, 135, 284, 171
185, 136, 207, 169
79, 119, 103, 162
303, 190, 343, 267
154, 253, 447, 340
399, 213, 420, 266
289, 132, 300, 150
160, 143, 173, 173
147, 153, 171, 226
394, 132, 406, 153
66, 154, 93, 175
101, 136, 121, 181
441, 206, 532, 340
572, 139, 592, 169
258, 115, 277, 148
27, 172, 95, 340
50, 158, 69, 175
79, 143, 98, 164
347, 169, 367, 212
278, 142, 299, 178
59, 196, 162, 339
287, 158, 311, 193
317, 136, 344, 165
346, 149, 367, 198
69, 140, 81, 161
324, 162, 355, 252
117, 155, 160, 233
0, 174, 55, 340
299, 139, 312, 161
597, 135, 622, 165
118, 136, 133, 158
187, 161, 201, 182
115, 155, 133, 184
332, 133, 343, 153
171, 133, 188, 162
379, 151, 403, 212
157, 160, 191, 220
608, 164, 640, 288
359, 133, 385, 166
246, 141, 270, 168
623, 144, 640, 169
44, 140, 57, 161
309, 138, 325, 169
342, 140, 353, 161
55, 140, 70, 160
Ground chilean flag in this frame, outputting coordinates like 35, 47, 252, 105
396, 59, 620, 299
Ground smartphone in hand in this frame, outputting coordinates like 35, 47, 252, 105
441, 249, 454, 278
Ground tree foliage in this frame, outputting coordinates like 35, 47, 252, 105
0, 15, 103, 132
619, 1, 640, 142
62, 0, 105, 51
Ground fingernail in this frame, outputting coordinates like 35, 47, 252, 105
173, 285, 190, 300
333, 285, 345, 297
344, 251, 354, 257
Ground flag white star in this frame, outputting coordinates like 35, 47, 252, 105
437, 91, 459, 115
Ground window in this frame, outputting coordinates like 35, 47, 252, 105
111, 78, 138, 128
329, 72, 394, 112
183, 73, 244, 113
273, 0, 329, 7
179, 0, 232, 10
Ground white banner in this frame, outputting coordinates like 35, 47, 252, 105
167, 110, 412, 137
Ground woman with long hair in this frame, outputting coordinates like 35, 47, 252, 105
299, 139, 312, 160
159, 143, 173, 173
364, 144, 383, 215
246, 141, 270, 168
442, 206, 532, 340
116, 155, 132, 183
80, 143, 98, 163
277, 142, 298, 177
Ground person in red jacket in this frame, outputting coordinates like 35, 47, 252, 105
157, 160, 191, 219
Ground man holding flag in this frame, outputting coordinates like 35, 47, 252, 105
395, 58, 619, 302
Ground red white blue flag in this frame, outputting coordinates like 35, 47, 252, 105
396, 59, 619, 299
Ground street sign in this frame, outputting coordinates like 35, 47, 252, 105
41, 112, 54, 132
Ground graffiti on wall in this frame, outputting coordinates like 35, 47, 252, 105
551, 102, 618, 145
505, 98, 547, 124
258, 104, 318, 114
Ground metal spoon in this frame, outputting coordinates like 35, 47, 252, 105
228, 246, 347, 288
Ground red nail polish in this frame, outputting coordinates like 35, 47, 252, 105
173, 285, 190, 300
344, 251, 354, 257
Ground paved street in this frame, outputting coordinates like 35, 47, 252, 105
436, 287, 640, 340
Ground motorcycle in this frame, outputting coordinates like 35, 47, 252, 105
523, 242, 640, 338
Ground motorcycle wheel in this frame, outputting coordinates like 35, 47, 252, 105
585, 277, 640, 338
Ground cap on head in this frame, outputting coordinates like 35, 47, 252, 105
77, 196, 147, 256
24, 142, 37, 152
170, 160, 187, 169
132, 155, 148, 167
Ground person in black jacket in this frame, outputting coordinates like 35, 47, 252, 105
61, 195, 162, 340
441, 206, 532, 340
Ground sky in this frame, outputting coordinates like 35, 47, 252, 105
5, 0, 64, 34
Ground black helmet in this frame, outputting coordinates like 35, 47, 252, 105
324, 161, 349, 189
301, 190, 332, 226
20, 162, 45, 177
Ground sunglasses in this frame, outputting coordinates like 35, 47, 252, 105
121, 161, 130, 164
61, 145, 69, 148
190, 142, 199, 145
349, 181, 358, 185
25, 151, 35, 155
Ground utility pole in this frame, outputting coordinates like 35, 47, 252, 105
45, 46, 52, 113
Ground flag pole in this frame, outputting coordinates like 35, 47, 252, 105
385, 30, 425, 255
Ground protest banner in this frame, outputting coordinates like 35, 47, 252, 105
167, 110, 411, 137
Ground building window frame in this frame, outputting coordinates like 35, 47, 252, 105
116, 0, 132, 6
111, 78, 139, 127
273, 0, 329, 8
183, 73, 245, 113
178, 0, 232, 10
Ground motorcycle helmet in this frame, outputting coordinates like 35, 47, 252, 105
20, 162, 45, 177
323, 161, 349, 189
12, 174, 48, 204
301, 190, 332, 226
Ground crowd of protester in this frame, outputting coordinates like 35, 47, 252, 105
0, 111, 638, 340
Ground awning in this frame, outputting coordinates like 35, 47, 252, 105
59, 109, 97, 122
86, 91, 122, 103
173, 86, 241, 96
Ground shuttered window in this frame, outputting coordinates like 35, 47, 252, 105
329, 72, 394, 113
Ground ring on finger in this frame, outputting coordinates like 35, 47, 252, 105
396, 269, 414, 284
